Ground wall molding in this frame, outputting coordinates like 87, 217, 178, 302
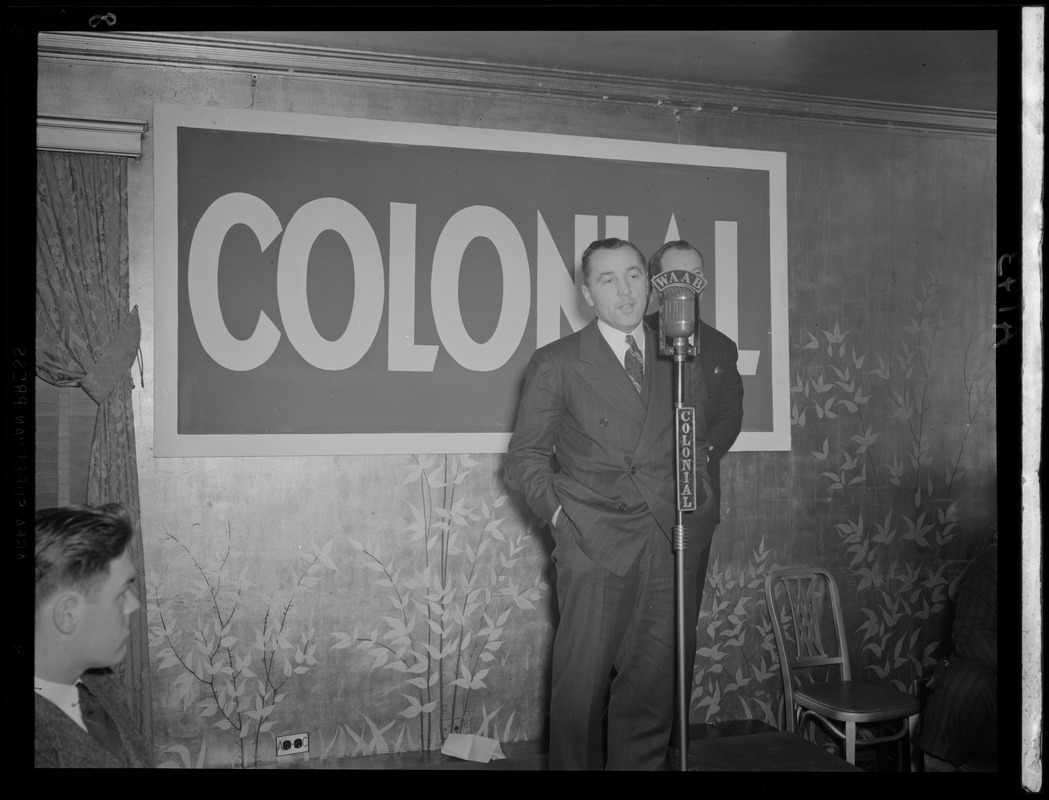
37, 31, 996, 140
37, 113, 149, 157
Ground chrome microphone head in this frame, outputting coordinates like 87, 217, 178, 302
662, 284, 696, 340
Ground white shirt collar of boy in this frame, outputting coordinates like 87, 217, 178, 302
34, 674, 89, 732
596, 319, 646, 368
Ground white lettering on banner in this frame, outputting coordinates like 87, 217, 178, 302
536, 211, 587, 346
431, 205, 530, 372
278, 197, 385, 370
187, 192, 755, 374
715, 220, 760, 376
605, 215, 629, 240
388, 203, 438, 371
664, 214, 682, 242
188, 192, 283, 371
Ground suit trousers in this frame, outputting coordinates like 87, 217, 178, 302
917, 657, 997, 765
549, 520, 675, 770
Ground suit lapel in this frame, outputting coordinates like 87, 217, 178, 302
574, 319, 647, 427
634, 326, 672, 459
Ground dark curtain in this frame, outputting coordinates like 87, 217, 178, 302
35, 150, 152, 754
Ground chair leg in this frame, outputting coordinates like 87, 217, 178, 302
907, 713, 920, 772
845, 721, 857, 764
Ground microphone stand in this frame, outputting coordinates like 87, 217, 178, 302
652, 269, 704, 773
670, 333, 693, 773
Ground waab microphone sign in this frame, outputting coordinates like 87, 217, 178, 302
153, 104, 789, 456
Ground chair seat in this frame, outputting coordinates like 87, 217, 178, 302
765, 569, 923, 771
795, 680, 920, 722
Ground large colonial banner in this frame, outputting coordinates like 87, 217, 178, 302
154, 105, 788, 456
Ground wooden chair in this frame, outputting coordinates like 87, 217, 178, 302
764, 567, 921, 770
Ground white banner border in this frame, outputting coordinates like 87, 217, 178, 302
153, 104, 789, 456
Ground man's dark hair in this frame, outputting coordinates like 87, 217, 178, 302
580, 238, 647, 283
35, 503, 135, 609
647, 240, 703, 278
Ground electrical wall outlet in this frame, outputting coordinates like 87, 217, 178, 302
276, 732, 309, 756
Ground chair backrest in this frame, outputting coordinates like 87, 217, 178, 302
764, 568, 852, 730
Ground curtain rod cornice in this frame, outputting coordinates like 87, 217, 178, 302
37, 114, 149, 158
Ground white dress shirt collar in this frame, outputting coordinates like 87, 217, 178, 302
595, 319, 646, 368
34, 674, 89, 731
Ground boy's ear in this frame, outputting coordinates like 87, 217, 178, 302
51, 592, 82, 634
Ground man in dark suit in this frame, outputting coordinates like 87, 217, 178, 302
34, 503, 154, 767
506, 237, 715, 770
917, 540, 997, 771
646, 240, 744, 758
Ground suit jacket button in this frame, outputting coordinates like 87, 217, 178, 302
618, 502, 627, 512
600, 418, 608, 427
629, 466, 637, 475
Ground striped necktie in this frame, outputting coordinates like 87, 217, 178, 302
624, 334, 644, 393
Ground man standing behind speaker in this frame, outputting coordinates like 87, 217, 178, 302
507, 238, 714, 770
646, 240, 744, 760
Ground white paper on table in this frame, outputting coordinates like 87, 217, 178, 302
440, 733, 506, 763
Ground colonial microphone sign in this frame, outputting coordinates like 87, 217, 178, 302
154, 104, 788, 456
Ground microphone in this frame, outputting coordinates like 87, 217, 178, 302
662, 284, 696, 342
651, 268, 707, 358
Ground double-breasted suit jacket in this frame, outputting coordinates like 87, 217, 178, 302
507, 318, 714, 576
